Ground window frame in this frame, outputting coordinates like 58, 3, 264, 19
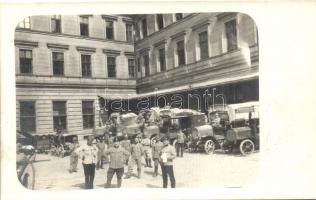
126, 23, 134, 43
175, 13, 183, 21
82, 100, 95, 129
19, 101, 36, 133
225, 19, 238, 52
158, 47, 166, 72
143, 54, 150, 77
198, 31, 209, 60
81, 54, 92, 77
17, 17, 31, 29
19, 49, 33, 74
141, 18, 148, 38
107, 56, 117, 78
52, 52, 64, 76
156, 14, 164, 30
177, 40, 186, 66
128, 58, 136, 78
52, 101, 67, 131
105, 20, 114, 40
51, 15, 62, 33
80, 16, 89, 37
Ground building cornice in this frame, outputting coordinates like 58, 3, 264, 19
191, 19, 214, 31
216, 12, 238, 21
153, 39, 167, 48
124, 51, 135, 57
103, 49, 121, 56
14, 40, 38, 48
15, 29, 133, 45
170, 30, 187, 40
101, 15, 118, 21
47, 43, 69, 50
76, 46, 96, 53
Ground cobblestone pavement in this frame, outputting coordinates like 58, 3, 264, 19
32, 151, 259, 190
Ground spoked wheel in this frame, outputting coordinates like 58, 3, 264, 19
239, 139, 255, 156
204, 140, 216, 154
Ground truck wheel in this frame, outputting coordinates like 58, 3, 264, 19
239, 139, 255, 155
204, 140, 215, 154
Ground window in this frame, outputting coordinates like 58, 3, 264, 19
126, 23, 134, 42
80, 16, 89, 36
106, 21, 114, 39
52, 52, 64, 76
107, 57, 116, 78
128, 59, 135, 78
81, 54, 91, 77
175, 13, 183, 21
19, 49, 32, 74
177, 40, 185, 66
157, 14, 164, 30
141, 18, 147, 37
51, 15, 61, 33
17, 17, 30, 29
159, 48, 166, 72
53, 101, 67, 131
199, 31, 209, 59
143, 55, 149, 77
225, 19, 238, 52
20, 101, 36, 132
82, 101, 94, 129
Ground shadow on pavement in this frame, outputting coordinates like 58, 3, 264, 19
71, 183, 85, 189
146, 184, 160, 188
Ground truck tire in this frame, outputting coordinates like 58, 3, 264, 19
204, 139, 215, 154
239, 139, 255, 156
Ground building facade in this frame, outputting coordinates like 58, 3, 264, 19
15, 13, 259, 138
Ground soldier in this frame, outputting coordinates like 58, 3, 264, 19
151, 136, 164, 177
96, 137, 106, 169
104, 137, 130, 188
124, 136, 143, 179
120, 134, 131, 165
76, 135, 98, 189
141, 134, 152, 168
69, 137, 80, 173
176, 130, 186, 157
160, 136, 176, 188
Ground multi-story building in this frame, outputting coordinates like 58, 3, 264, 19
15, 13, 259, 139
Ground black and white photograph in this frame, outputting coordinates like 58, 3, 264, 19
14, 12, 259, 190
1, 1, 316, 200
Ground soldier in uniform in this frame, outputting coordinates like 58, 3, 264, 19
124, 136, 143, 179
160, 136, 176, 188
141, 134, 152, 168
104, 137, 130, 188
69, 137, 80, 173
120, 134, 131, 165
151, 136, 164, 177
176, 130, 186, 157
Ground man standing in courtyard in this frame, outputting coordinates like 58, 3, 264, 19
176, 129, 186, 157
151, 136, 164, 177
76, 135, 98, 189
124, 136, 143, 179
141, 134, 152, 168
104, 137, 130, 188
69, 137, 80, 173
120, 134, 131, 165
160, 136, 176, 188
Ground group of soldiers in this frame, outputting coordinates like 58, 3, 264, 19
67, 131, 181, 189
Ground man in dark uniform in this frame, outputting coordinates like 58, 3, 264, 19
104, 137, 130, 188
160, 136, 176, 188
96, 137, 106, 169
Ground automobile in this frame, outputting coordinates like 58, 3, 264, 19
202, 101, 259, 155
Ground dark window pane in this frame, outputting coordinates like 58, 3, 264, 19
53, 52, 64, 76
137, 58, 141, 73
199, 31, 209, 59
142, 18, 147, 37
175, 13, 183, 21
19, 50, 32, 74
80, 17, 89, 36
106, 21, 114, 39
177, 40, 185, 65
159, 48, 166, 71
143, 55, 149, 77
157, 14, 164, 30
82, 101, 94, 129
107, 57, 116, 78
81, 54, 91, 77
128, 59, 135, 78
225, 19, 238, 52
51, 18, 61, 33
20, 101, 36, 132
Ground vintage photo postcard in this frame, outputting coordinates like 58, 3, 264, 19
1, 1, 316, 200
